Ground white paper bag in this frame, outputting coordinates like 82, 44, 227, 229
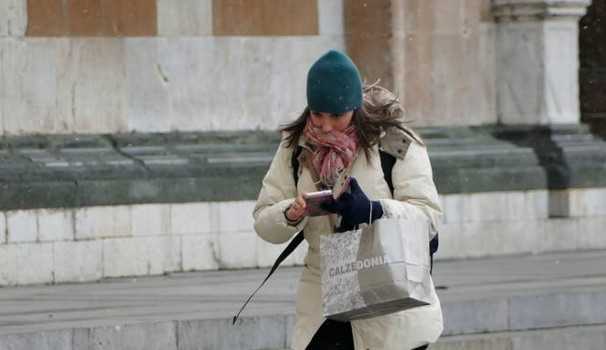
320, 217, 433, 321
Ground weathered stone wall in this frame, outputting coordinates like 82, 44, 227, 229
0, 0, 500, 135
2, 187, 605, 286
0, 0, 344, 135
345, 0, 497, 127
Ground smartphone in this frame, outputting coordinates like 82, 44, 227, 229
303, 190, 335, 217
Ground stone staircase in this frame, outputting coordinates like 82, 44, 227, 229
0, 249, 605, 349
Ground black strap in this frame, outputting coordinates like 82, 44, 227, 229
233, 230, 305, 324
234, 144, 439, 323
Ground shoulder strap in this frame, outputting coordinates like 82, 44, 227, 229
233, 231, 304, 325
234, 145, 305, 324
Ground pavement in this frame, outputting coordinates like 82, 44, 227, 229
1, 249, 606, 349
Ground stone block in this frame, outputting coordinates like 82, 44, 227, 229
577, 217, 606, 250
131, 203, 171, 236
16, 243, 53, 285
103, 236, 179, 277
56, 38, 127, 134
433, 335, 512, 350
181, 234, 219, 271
125, 38, 171, 132
218, 231, 258, 269
103, 237, 149, 277
525, 190, 549, 220
157, 36, 343, 131
54, 240, 102, 283
549, 188, 606, 218
0, 0, 27, 36
0, 330, 73, 350
81, 322, 177, 350
495, 17, 583, 125
575, 188, 606, 216
171, 202, 214, 235
442, 298, 509, 335
178, 316, 288, 350
509, 291, 606, 331
37, 209, 74, 242
511, 325, 606, 350
318, 0, 343, 35
536, 218, 579, 254
1, 38, 60, 134
441, 194, 467, 224
157, 0, 212, 36
0, 211, 5, 244
7, 210, 38, 243
0, 244, 17, 285
75, 205, 132, 240
441, 220, 539, 258
217, 201, 255, 233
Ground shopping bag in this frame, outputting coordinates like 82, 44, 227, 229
320, 217, 433, 321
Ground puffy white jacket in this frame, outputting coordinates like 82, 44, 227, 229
253, 129, 444, 350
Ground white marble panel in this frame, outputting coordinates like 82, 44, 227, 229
318, 0, 344, 36
56, 38, 127, 134
103, 236, 179, 277
125, 38, 171, 132
217, 201, 255, 233
218, 231, 257, 268
6, 210, 37, 243
182, 234, 219, 271
0, 245, 17, 285
37, 209, 74, 242
543, 20, 580, 124
537, 218, 580, 254
146, 236, 181, 274
131, 203, 171, 236
75, 205, 132, 240
577, 217, 606, 250
156, 36, 343, 132
0, 211, 5, 244
157, 0, 212, 36
2, 38, 60, 134
550, 188, 606, 218
16, 243, 53, 285
171, 202, 215, 235
103, 237, 149, 277
54, 240, 102, 282
0, 0, 27, 36
495, 22, 546, 124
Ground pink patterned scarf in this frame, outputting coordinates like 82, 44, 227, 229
303, 119, 359, 188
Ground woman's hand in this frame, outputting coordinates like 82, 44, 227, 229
285, 193, 307, 222
321, 177, 383, 232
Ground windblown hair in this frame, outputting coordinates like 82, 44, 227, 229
280, 83, 416, 159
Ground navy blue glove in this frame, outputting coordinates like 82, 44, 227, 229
322, 177, 384, 232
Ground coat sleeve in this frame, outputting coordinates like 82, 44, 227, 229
378, 142, 442, 238
253, 140, 309, 244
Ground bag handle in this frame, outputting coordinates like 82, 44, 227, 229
232, 230, 305, 325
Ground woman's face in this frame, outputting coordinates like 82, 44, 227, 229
309, 110, 354, 133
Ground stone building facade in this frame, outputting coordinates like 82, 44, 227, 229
0, 0, 605, 286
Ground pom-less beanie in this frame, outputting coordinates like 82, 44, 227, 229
306, 50, 363, 114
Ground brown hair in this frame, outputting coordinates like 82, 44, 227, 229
280, 83, 410, 159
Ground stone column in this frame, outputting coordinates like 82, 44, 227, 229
492, 0, 592, 125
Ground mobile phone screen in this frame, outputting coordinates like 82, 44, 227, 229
303, 190, 335, 217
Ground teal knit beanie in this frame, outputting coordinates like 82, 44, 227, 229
306, 50, 363, 114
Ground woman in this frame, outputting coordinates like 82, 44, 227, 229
253, 50, 443, 350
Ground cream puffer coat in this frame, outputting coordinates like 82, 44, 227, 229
253, 127, 444, 350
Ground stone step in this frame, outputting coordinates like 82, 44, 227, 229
0, 249, 605, 349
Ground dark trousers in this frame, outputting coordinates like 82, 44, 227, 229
306, 319, 429, 350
